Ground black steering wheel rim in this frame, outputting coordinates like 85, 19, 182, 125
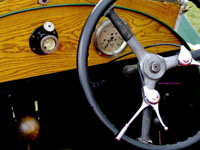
77, 0, 200, 149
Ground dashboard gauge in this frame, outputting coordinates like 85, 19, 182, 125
93, 19, 128, 57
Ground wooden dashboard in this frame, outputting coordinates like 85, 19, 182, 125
0, 0, 182, 83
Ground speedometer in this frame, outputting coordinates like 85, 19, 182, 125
93, 19, 127, 57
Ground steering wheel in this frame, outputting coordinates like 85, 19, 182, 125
77, 0, 200, 149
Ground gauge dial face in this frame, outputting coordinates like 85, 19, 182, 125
94, 19, 127, 57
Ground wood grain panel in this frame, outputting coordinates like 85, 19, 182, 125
88, 9, 182, 66
0, 0, 180, 28
0, 5, 182, 83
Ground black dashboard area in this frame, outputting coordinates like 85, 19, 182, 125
1, 57, 200, 150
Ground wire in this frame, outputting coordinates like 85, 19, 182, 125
0, 3, 190, 49
109, 43, 181, 63
144, 43, 180, 48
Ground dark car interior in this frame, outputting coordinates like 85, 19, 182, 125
1, 0, 200, 150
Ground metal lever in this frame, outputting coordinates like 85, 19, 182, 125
115, 86, 168, 141
115, 101, 148, 141
144, 87, 168, 131
178, 45, 200, 66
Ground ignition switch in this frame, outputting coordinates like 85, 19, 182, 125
29, 22, 58, 55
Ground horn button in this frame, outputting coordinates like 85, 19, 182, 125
143, 54, 166, 80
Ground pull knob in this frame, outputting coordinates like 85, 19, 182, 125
29, 22, 58, 55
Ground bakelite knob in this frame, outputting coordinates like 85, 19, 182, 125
18, 116, 40, 141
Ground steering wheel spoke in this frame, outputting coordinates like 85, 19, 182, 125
77, 0, 200, 149
139, 107, 153, 144
116, 83, 168, 142
178, 45, 200, 67
164, 55, 179, 70
143, 86, 168, 130
105, 7, 148, 62
164, 45, 200, 71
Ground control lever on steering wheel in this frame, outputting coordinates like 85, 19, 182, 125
116, 86, 168, 141
77, 0, 200, 149
178, 46, 200, 66
116, 45, 200, 141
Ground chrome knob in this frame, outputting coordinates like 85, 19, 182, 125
146, 89, 160, 104
44, 22, 55, 32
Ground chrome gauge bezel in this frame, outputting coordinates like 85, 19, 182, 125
93, 19, 128, 57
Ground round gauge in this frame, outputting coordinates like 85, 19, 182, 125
93, 19, 127, 57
